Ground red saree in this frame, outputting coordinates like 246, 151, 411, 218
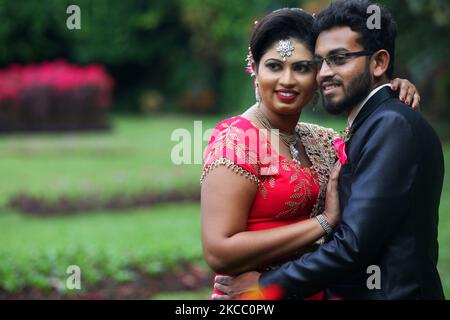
201, 116, 337, 300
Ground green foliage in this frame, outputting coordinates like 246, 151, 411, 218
0, 0, 176, 65
377, 0, 450, 119
0, 0, 306, 113
1, 0, 449, 115
406, 0, 450, 27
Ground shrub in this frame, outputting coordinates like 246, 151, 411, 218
0, 60, 114, 132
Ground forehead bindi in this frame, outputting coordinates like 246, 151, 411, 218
263, 39, 313, 62
315, 26, 363, 57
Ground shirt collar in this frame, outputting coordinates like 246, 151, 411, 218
347, 83, 391, 129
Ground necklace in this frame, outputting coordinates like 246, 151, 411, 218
254, 105, 301, 163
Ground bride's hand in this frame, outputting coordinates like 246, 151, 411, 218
390, 78, 420, 110
323, 161, 342, 227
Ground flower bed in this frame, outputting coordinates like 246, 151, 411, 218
0, 60, 114, 132
8, 188, 200, 216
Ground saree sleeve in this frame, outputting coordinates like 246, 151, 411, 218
200, 117, 261, 186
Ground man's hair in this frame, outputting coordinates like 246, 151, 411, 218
313, 0, 397, 79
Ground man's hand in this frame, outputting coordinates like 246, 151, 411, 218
212, 271, 262, 300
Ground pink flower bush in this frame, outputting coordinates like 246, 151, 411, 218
0, 60, 114, 109
0, 60, 114, 131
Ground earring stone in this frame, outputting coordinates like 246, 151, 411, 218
276, 39, 295, 62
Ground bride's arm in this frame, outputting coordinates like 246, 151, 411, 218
201, 166, 338, 276
391, 78, 420, 109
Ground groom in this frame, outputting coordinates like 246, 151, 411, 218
215, 0, 445, 299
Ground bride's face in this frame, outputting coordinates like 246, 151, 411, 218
255, 38, 317, 116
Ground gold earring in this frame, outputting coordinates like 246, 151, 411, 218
255, 81, 261, 103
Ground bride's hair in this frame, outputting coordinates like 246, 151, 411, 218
249, 8, 315, 67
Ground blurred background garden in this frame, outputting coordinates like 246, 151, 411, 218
0, 0, 449, 299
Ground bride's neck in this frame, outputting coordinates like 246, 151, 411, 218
258, 103, 301, 134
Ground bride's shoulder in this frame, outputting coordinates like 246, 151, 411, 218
212, 114, 257, 132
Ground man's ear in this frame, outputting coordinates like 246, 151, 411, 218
371, 49, 390, 78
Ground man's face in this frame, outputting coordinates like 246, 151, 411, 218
315, 26, 373, 115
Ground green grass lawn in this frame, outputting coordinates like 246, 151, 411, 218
0, 204, 203, 292
0, 114, 218, 293
0, 114, 448, 298
0, 115, 220, 206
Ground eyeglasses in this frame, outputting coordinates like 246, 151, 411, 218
314, 50, 372, 69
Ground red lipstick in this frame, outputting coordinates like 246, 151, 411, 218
275, 89, 299, 103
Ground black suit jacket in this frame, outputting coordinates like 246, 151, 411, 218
259, 86, 445, 299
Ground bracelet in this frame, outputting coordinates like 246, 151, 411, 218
316, 214, 333, 236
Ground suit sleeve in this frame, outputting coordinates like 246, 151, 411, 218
259, 112, 420, 298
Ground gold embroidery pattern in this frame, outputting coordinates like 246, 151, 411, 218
296, 123, 338, 217
200, 157, 260, 185
275, 161, 314, 219
258, 175, 276, 200
258, 161, 290, 200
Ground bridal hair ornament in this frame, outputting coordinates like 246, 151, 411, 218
276, 39, 295, 61
245, 49, 260, 101
245, 47, 256, 77
245, 20, 259, 77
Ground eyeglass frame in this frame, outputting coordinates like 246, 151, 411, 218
313, 50, 373, 70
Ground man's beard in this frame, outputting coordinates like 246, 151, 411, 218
321, 65, 372, 115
